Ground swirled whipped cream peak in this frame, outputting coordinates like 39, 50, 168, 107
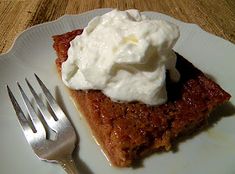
62, 9, 180, 105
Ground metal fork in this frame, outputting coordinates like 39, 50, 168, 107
7, 74, 79, 174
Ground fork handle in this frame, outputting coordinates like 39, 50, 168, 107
58, 156, 79, 174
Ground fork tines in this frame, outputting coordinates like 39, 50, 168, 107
7, 74, 78, 173
7, 74, 69, 141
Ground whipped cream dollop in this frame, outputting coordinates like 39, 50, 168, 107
62, 9, 180, 105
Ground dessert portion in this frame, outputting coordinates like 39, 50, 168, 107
53, 10, 231, 167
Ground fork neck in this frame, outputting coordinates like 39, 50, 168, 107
58, 156, 79, 174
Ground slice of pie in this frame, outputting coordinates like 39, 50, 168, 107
53, 29, 231, 167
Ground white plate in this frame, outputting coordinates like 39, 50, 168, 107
0, 8, 235, 174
